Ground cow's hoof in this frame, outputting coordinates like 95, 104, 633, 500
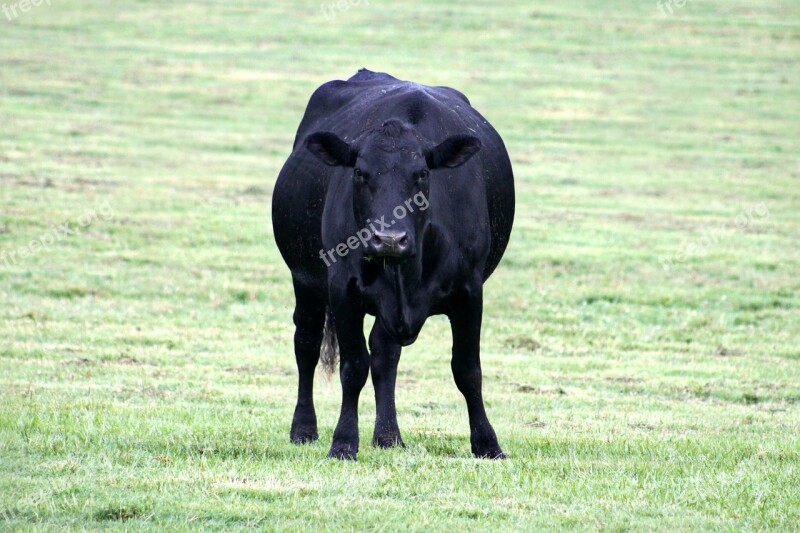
473, 446, 507, 460
372, 434, 405, 449
290, 429, 319, 444
328, 444, 357, 461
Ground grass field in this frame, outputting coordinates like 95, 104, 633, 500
1, 0, 799, 530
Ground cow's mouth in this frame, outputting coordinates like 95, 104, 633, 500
363, 255, 407, 267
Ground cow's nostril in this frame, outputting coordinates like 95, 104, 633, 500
371, 231, 411, 257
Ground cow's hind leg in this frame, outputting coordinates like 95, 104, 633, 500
449, 286, 506, 459
290, 279, 325, 444
369, 323, 404, 448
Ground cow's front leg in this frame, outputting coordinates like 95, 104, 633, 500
449, 286, 506, 459
369, 323, 404, 448
328, 295, 370, 460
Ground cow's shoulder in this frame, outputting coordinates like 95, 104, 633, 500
429, 85, 471, 106
305, 79, 352, 114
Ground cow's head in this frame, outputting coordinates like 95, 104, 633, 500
305, 120, 481, 261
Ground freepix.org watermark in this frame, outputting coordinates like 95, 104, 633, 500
320, 0, 368, 20
657, 0, 691, 17
0, 201, 113, 269
658, 203, 769, 273
319, 191, 428, 267
2, 0, 51, 21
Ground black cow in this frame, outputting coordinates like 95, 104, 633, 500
272, 69, 514, 460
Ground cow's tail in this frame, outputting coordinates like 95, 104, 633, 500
320, 307, 338, 377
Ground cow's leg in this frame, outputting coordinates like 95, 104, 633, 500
449, 286, 506, 459
369, 323, 404, 448
289, 279, 325, 444
328, 294, 369, 460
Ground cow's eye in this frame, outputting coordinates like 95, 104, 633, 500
354, 168, 366, 183
417, 169, 429, 182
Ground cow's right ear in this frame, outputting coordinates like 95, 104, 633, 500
425, 134, 481, 169
305, 132, 355, 167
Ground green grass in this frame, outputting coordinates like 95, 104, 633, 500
1, 0, 799, 530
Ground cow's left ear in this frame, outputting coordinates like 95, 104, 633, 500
305, 132, 356, 167
426, 135, 481, 169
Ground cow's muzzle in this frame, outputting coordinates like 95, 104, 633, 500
368, 230, 412, 259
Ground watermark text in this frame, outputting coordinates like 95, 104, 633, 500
319, 191, 428, 266
659, 203, 769, 272
1, 201, 113, 269
321, 0, 369, 20
2, 0, 51, 22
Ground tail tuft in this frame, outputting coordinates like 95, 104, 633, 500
320, 308, 338, 377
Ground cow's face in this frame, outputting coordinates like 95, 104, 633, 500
306, 120, 481, 261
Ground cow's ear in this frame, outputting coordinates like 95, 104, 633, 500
426, 135, 481, 169
305, 132, 355, 167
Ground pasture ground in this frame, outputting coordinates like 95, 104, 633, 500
1, 0, 799, 530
